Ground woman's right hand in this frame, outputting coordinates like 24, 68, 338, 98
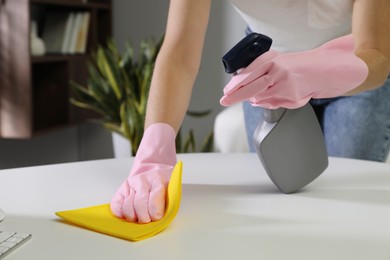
110, 123, 177, 223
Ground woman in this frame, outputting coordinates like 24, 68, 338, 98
110, 0, 390, 223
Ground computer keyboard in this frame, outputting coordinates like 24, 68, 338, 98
0, 231, 31, 259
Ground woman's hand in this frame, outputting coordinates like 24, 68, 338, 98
110, 123, 177, 223
220, 35, 368, 109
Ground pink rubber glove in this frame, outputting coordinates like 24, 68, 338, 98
110, 123, 177, 223
220, 34, 368, 109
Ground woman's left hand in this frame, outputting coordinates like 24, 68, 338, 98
220, 34, 368, 109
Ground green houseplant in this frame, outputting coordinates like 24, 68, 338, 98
70, 37, 213, 156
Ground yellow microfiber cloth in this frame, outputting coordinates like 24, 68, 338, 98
55, 161, 183, 241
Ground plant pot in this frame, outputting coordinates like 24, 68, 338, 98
112, 132, 132, 158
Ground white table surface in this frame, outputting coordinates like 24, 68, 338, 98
1, 153, 390, 260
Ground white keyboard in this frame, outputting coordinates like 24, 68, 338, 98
0, 231, 31, 259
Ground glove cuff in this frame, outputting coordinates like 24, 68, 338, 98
131, 123, 177, 174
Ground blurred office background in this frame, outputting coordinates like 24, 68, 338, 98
0, 0, 246, 169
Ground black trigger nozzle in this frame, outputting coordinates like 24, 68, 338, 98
222, 33, 272, 74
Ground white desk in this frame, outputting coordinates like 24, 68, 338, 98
1, 153, 390, 260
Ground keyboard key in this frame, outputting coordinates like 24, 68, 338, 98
0, 232, 15, 243
12, 233, 30, 239
1, 241, 16, 248
6, 237, 23, 243
0, 246, 9, 253
0, 231, 31, 258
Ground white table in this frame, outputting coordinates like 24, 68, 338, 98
1, 153, 390, 260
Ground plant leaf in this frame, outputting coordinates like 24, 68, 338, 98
69, 36, 216, 155
96, 47, 122, 100
200, 132, 214, 153
183, 129, 196, 153
176, 128, 183, 153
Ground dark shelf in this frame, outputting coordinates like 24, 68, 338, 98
30, 0, 111, 9
31, 54, 89, 64
0, 0, 112, 138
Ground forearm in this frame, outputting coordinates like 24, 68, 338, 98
348, 0, 390, 94
144, 0, 211, 133
349, 49, 390, 94
144, 49, 199, 133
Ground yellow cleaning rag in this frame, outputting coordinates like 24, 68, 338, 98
56, 161, 183, 241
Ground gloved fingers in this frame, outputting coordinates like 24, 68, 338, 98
222, 51, 278, 95
133, 188, 152, 224
110, 182, 130, 218
220, 75, 273, 106
148, 178, 167, 222
247, 79, 313, 109
250, 95, 311, 109
110, 195, 124, 218
248, 85, 292, 107
122, 188, 137, 222
249, 97, 281, 109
